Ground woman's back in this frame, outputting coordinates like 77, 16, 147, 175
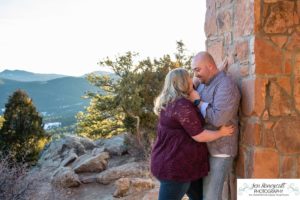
151, 97, 209, 182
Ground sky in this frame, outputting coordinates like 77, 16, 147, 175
0, 0, 206, 76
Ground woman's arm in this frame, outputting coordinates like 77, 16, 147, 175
192, 125, 234, 142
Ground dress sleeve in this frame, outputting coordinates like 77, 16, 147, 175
173, 99, 205, 136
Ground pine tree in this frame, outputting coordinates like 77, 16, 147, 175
0, 115, 4, 129
0, 90, 46, 163
76, 41, 192, 144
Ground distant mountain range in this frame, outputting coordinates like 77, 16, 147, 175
0, 69, 114, 129
0, 69, 67, 82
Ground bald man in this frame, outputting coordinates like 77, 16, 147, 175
190, 52, 241, 200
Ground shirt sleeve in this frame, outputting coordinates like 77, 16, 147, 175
200, 101, 209, 117
173, 99, 204, 136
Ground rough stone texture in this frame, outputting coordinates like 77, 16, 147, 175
142, 187, 159, 200
114, 178, 131, 197
72, 152, 110, 173
254, 0, 261, 33
264, 0, 279, 3
262, 130, 276, 148
217, 10, 232, 34
276, 76, 291, 95
269, 82, 292, 116
262, 110, 269, 120
61, 152, 78, 167
51, 167, 81, 188
38, 135, 96, 169
255, 38, 282, 74
113, 178, 155, 198
264, 1, 295, 33
239, 64, 249, 77
207, 40, 224, 66
224, 32, 232, 46
216, 0, 232, 7
295, 53, 300, 75
205, 0, 217, 37
295, 76, 300, 111
227, 64, 241, 82
96, 162, 150, 185
274, 117, 300, 154
241, 78, 268, 116
96, 133, 128, 156
205, 0, 300, 197
270, 35, 288, 48
285, 31, 300, 51
250, 148, 279, 178
235, 41, 249, 62
241, 118, 261, 146
298, 157, 300, 178
280, 156, 296, 178
284, 52, 293, 74
236, 145, 247, 177
23, 135, 157, 200
234, 0, 253, 38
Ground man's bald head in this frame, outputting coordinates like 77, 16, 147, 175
191, 51, 219, 84
192, 52, 217, 69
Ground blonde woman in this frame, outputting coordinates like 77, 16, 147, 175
151, 68, 234, 200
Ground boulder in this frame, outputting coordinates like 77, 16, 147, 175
113, 178, 155, 197
51, 167, 81, 188
39, 135, 97, 168
72, 152, 110, 173
96, 133, 128, 156
61, 151, 78, 167
96, 161, 150, 184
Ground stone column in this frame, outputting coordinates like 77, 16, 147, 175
204, 0, 300, 199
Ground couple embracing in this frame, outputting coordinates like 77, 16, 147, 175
151, 52, 241, 200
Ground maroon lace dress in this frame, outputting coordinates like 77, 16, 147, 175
151, 97, 209, 182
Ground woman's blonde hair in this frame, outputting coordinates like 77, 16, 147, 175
153, 68, 192, 115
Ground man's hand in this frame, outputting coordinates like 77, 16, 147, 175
218, 57, 228, 72
189, 90, 201, 102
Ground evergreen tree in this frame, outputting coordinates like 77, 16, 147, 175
0, 90, 46, 163
0, 116, 4, 129
77, 41, 192, 143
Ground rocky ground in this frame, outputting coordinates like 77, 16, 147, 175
22, 133, 160, 200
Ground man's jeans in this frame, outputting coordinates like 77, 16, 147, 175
203, 156, 234, 200
158, 178, 203, 200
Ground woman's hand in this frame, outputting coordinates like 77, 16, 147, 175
193, 76, 201, 89
189, 90, 201, 102
219, 125, 234, 136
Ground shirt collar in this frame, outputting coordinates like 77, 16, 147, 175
205, 71, 225, 86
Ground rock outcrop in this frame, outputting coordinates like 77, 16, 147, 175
23, 133, 159, 200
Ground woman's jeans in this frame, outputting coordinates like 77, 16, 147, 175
203, 156, 234, 200
158, 178, 203, 200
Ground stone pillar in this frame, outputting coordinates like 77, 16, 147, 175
204, 0, 300, 199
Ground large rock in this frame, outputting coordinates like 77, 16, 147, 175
39, 135, 96, 168
60, 151, 78, 167
113, 178, 155, 198
95, 133, 128, 156
96, 162, 150, 184
51, 167, 81, 188
72, 152, 110, 173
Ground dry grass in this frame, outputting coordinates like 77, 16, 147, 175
0, 153, 32, 200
